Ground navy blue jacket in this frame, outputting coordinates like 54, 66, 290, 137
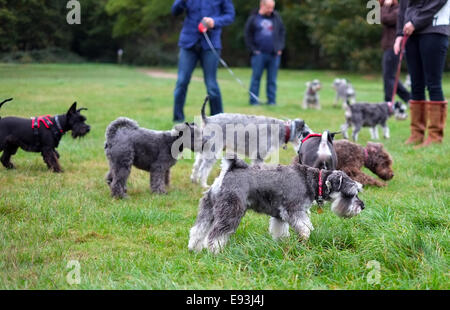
244, 9, 286, 54
171, 0, 235, 50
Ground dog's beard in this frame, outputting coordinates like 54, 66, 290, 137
71, 125, 90, 139
330, 193, 363, 218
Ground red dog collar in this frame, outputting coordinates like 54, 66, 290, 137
317, 169, 324, 206
302, 133, 322, 144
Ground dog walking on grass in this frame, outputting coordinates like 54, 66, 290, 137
0, 99, 90, 172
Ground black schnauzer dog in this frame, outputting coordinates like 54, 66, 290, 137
0, 98, 90, 172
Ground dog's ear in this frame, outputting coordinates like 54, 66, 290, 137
328, 131, 341, 142
67, 102, 77, 115
294, 119, 305, 131
324, 172, 345, 195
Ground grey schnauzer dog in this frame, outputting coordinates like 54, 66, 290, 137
332, 78, 356, 109
188, 158, 364, 254
303, 79, 322, 109
0, 99, 90, 172
105, 117, 202, 198
296, 131, 338, 171
190, 96, 311, 188
341, 101, 407, 142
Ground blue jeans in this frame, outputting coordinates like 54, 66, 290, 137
249, 53, 280, 105
173, 46, 223, 122
405, 33, 449, 101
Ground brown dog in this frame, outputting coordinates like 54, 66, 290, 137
333, 140, 394, 187
292, 140, 394, 187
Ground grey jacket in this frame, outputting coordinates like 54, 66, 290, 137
397, 0, 450, 37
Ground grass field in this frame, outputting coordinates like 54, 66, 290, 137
0, 63, 448, 290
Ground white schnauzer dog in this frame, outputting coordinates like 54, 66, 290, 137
303, 79, 322, 109
341, 101, 408, 142
332, 78, 356, 109
190, 96, 311, 188
105, 117, 202, 198
188, 158, 364, 254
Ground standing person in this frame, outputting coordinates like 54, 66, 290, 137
394, 0, 449, 147
171, 0, 235, 123
244, 0, 285, 106
380, 0, 411, 104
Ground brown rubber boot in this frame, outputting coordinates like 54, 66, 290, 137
405, 100, 427, 145
416, 100, 447, 148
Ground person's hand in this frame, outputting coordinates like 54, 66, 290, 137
277, 50, 282, 56
393, 36, 403, 55
254, 50, 261, 55
202, 17, 215, 29
403, 21, 415, 36
383, 0, 393, 7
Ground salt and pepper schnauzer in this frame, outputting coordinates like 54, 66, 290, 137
0, 99, 90, 172
104, 117, 202, 198
334, 140, 394, 187
188, 158, 364, 254
341, 101, 407, 141
296, 131, 338, 170
332, 78, 356, 109
191, 96, 311, 188
303, 79, 322, 109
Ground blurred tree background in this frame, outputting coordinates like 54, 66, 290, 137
0, 0, 422, 71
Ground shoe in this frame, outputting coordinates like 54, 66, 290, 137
268, 102, 276, 106
415, 100, 447, 148
404, 100, 427, 145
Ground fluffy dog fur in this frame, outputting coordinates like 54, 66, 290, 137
191, 97, 311, 188
332, 78, 356, 109
105, 117, 202, 198
341, 101, 407, 142
334, 140, 394, 187
303, 79, 322, 110
188, 158, 364, 254
0, 100, 90, 172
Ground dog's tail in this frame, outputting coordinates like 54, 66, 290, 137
314, 131, 333, 170
105, 117, 139, 144
201, 95, 209, 125
0, 98, 13, 112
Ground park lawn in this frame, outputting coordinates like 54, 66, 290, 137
0, 63, 448, 289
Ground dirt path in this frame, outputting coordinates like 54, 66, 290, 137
141, 69, 203, 82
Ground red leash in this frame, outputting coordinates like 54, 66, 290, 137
390, 35, 409, 108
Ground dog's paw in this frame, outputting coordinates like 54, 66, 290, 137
5, 163, 16, 169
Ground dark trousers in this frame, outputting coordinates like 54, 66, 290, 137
382, 49, 411, 103
173, 45, 223, 122
405, 33, 449, 101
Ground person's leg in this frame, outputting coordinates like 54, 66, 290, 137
417, 34, 449, 147
420, 34, 448, 102
249, 53, 265, 105
384, 49, 411, 103
382, 49, 396, 102
173, 48, 199, 122
201, 48, 223, 115
266, 54, 281, 105
404, 35, 428, 145
405, 35, 426, 101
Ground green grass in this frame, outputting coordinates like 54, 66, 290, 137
0, 63, 449, 289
